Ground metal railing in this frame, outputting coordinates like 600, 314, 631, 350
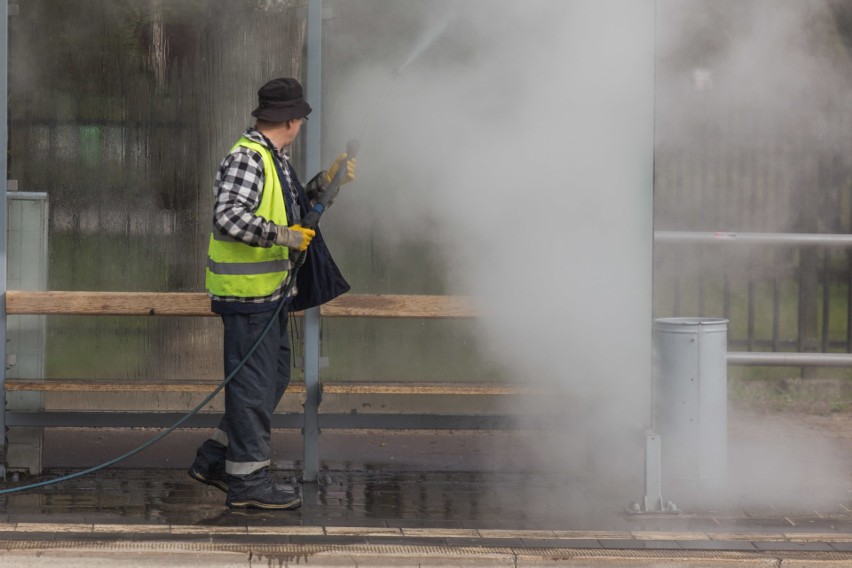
655, 230, 852, 366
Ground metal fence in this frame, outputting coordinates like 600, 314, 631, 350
654, 232, 852, 365
653, 83, 852, 365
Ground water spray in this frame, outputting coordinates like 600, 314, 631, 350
353, 16, 451, 143
303, 14, 450, 224
0, 14, 451, 496
302, 15, 451, 228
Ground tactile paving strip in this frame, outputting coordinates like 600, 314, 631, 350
0, 539, 851, 563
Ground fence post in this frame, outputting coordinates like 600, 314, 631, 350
798, 247, 819, 378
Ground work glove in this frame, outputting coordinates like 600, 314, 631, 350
325, 153, 357, 186
275, 224, 316, 252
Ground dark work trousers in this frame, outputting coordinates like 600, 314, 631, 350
217, 308, 291, 476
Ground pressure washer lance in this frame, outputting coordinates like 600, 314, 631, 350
0, 142, 359, 496
297, 139, 359, 243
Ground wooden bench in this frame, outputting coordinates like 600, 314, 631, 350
5, 291, 476, 318
3, 291, 534, 434
4, 380, 534, 396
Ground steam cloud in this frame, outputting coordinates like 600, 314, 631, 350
326, 0, 851, 514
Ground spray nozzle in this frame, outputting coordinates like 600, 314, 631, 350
345, 138, 361, 160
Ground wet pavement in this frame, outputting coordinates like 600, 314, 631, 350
2, 466, 852, 534
0, 466, 851, 567
0, 425, 849, 565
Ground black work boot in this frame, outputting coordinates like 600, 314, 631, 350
188, 440, 228, 493
226, 468, 302, 510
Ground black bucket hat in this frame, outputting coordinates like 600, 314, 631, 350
251, 78, 313, 122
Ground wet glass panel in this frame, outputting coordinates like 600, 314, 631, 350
10, 0, 311, 395
9, 0, 499, 411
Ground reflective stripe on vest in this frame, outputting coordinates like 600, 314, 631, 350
205, 137, 291, 299
206, 258, 292, 276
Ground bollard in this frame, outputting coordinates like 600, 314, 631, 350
653, 317, 728, 491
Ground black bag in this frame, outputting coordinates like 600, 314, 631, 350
276, 161, 350, 312
290, 225, 350, 312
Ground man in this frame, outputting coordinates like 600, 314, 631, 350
188, 78, 354, 510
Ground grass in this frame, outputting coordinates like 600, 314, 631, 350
655, 246, 852, 381
729, 374, 852, 415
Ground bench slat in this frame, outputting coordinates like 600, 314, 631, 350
4, 380, 305, 394
322, 294, 476, 318
4, 380, 531, 396
6, 291, 213, 317
5, 291, 477, 318
321, 383, 534, 395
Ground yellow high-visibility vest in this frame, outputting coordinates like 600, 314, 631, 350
205, 137, 291, 299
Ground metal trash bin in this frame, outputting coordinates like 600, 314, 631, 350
653, 317, 728, 490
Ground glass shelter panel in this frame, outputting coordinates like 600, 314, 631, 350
11, 1, 310, 390
9, 0, 500, 401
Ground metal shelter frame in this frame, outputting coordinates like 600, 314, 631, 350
303, 0, 323, 484
0, 0, 9, 451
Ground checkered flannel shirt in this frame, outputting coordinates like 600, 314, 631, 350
209, 127, 327, 306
